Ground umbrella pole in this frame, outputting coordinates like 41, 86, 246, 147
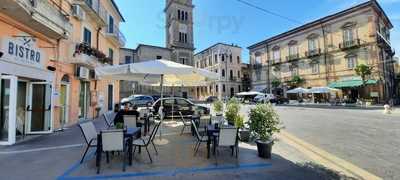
159, 75, 164, 139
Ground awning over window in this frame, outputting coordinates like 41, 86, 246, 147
328, 76, 378, 88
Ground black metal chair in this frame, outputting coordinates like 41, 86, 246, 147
78, 121, 98, 164
103, 112, 114, 128
179, 112, 192, 135
97, 129, 128, 174
132, 121, 161, 163
215, 127, 239, 165
192, 120, 208, 156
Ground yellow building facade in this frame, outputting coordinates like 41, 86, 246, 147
0, 0, 125, 145
248, 0, 395, 103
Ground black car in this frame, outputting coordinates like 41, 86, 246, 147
152, 97, 210, 117
205, 96, 218, 103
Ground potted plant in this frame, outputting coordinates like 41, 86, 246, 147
225, 98, 240, 125
212, 100, 223, 116
249, 103, 282, 159
235, 115, 250, 142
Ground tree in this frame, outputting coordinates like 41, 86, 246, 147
290, 75, 305, 88
354, 64, 373, 87
271, 79, 281, 88
354, 64, 373, 99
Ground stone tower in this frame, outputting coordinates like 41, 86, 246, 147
165, 0, 195, 66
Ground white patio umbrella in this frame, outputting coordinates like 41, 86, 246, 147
286, 87, 310, 94
96, 60, 219, 138
308, 87, 340, 103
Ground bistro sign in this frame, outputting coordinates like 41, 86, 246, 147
0, 37, 45, 69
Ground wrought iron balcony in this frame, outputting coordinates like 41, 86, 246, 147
106, 24, 127, 46
229, 77, 238, 82
271, 58, 282, 65
71, 42, 112, 67
286, 54, 300, 62
339, 39, 361, 50
74, 0, 108, 26
253, 63, 263, 69
305, 48, 322, 58
0, 0, 72, 39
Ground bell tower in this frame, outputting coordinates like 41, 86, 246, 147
165, 0, 195, 66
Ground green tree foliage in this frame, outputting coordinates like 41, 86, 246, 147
249, 104, 282, 142
354, 64, 373, 86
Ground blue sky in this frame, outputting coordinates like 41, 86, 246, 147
115, 0, 400, 63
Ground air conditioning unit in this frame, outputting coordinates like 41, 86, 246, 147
72, 5, 85, 21
76, 66, 89, 79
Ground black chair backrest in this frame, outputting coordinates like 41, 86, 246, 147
147, 121, 161, 145
103, 112, 113, 127
191, 120, 202, 141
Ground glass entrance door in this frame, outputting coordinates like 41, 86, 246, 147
79, 81, 90, 119
27, 82, 52, 133
0, 75, 17, 145
59, 84, 69, 127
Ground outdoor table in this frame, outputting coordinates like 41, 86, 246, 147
96, 127, 141, 168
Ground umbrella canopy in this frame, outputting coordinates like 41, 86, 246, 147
95, 60, 219, 86
309, 87, 340, 93
286, 87, 310, 94
236, 91, 264, 96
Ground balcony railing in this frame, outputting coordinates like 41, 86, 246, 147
377, 32, 393, 54
1, 0, 73, 39
339, 39, 361, 50
75, 0, 107, 26
72, 42, 112, 66
229, 77, 238, 82
253, 63, 263, 69
286, 54, 300, 62
271, 58, 281, 65
106, 24, 127, 46
305, 48, 321, 58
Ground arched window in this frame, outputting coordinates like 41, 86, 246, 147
61, 74, 70, 83
222, 69, 225, 77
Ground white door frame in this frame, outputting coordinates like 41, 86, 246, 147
26, 82, 53, 134
0, 75, 17, 145
60, 82, 70, 125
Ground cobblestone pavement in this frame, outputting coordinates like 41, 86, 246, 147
269, 106, 400, 180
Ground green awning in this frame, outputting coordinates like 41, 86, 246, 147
328, 79, 378, 88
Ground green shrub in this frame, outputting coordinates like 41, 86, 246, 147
225, 98, 241, 125
115, 122, 124, 129
235, 115, 245, 129
212, 100, 223, 114
249, 104, 282, 141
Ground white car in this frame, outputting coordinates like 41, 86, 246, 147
254, 94, 275, 103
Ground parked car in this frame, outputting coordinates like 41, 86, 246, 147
273, 95, 289, 104
254, 94, 276, 103
152, 97, 210, 117
121, 95, 154, 107
206, 96, 218, 103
